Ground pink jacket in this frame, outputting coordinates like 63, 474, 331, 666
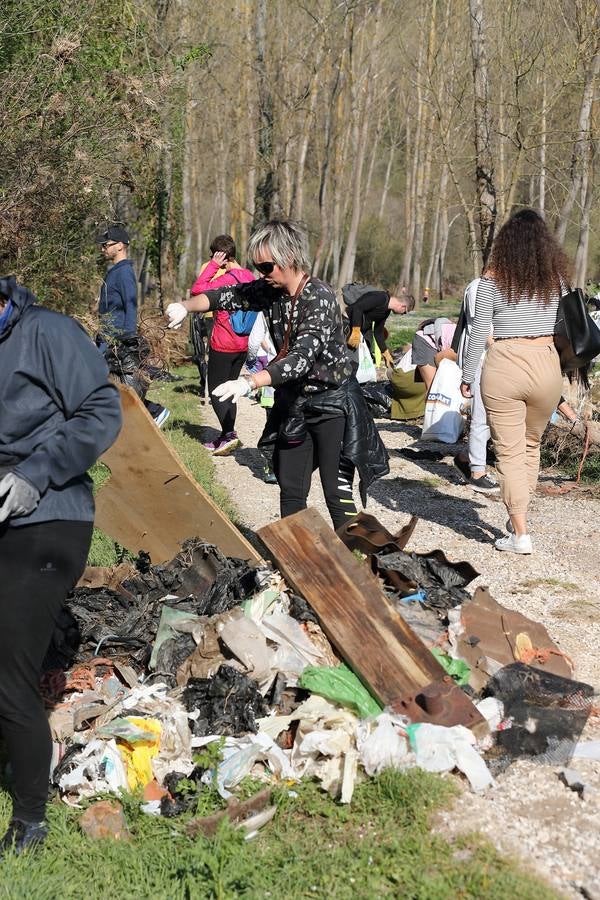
190, 260, 255, 353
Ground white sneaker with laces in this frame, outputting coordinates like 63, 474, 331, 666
495, 533, 532, 554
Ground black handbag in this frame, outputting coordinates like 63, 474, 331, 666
554, 287, 600, 373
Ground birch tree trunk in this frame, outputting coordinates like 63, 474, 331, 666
469, 0, 497, 267
574, 145, 595, 286
555, 36, 600, 243
254, 0, 279, 224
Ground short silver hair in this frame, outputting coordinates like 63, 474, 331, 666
247, 219, 310, 271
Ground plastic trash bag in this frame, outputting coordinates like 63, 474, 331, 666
298, 663, 382, 719
356, 713, 411, 776
209, 732, 294, 799
430, 648, 471, 687
356, 338, 377, 384
421, 358, 468, 443
406, 722, 493, 792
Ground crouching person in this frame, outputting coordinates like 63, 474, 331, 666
0, 276, 122, 854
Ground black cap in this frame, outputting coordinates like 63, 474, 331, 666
96, 225, 130, 245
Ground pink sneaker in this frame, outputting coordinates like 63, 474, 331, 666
212, 432, 241, 456
203, 437, 222, 452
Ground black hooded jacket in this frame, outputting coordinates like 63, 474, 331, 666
0, 276, 122, 526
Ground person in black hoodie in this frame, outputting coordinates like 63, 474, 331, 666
166, 219, 389, 529
0, 276, 122, 855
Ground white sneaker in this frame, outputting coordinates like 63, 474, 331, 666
495, 533, 532, 554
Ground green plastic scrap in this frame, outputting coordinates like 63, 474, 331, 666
298, 663, 383, 719
430, 648, 471, 687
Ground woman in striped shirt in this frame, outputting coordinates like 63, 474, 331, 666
460, 209, 569, 555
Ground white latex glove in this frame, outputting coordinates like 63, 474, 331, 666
0, 472, 41, 523
166, 302, 189, 330
212, 378, 252, 404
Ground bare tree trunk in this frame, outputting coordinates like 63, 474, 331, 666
378, 143, 395, 219
425, 165, 448, 292
555, 37, 600, 243
574, 146, 594, 287
469, 0, 497, 267
254, 0, 279, 224
539, 73, 547, 216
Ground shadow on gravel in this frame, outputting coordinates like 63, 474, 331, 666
368, 477, 505, 543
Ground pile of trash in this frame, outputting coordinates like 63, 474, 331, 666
43, 529, 595, 830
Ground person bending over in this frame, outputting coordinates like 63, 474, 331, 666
347, 290, 414, 366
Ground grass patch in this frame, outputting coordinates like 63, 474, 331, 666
86, 367, 239, 566
0, 771, 557, 899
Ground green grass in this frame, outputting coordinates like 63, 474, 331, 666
87, 367, 239, 566
0, 772, 556, 899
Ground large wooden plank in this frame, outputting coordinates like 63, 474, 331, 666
258, 508, 447, 703
95, 384, 261, 564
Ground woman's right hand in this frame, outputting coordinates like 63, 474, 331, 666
460, 381, 472, 398
212, 251, 227, 268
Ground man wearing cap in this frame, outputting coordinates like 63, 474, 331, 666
96, 225, 169, 427
96, 225, 138, 350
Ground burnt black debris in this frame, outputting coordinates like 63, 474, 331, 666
183, 665, 268, 737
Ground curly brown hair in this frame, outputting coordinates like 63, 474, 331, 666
486, 208, 571, 305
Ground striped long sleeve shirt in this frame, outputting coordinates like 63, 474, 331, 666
461, 276, 560, 384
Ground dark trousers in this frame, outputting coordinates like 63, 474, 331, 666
362, 312, 388, 357
208, 349, 246, 436
191, 315, 214, 395
274, 414, 357, 530
0, 520, 92, 821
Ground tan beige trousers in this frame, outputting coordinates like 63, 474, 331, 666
480, 340, 563, 516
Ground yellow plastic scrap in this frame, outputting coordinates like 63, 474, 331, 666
116, 717, 162, 790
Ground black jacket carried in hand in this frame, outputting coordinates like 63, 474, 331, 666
0, 276, 122, 526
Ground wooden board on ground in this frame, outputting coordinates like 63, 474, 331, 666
259, 508, 484, 731
95, 384, 261, 564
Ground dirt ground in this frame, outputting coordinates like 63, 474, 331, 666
200, 395, 600, 899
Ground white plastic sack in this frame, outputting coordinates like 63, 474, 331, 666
356, 337, 377, 384
209, 732, 294, 799
356, 713, 410, 776
408, 723, 493, 792
421, 358, 467, 443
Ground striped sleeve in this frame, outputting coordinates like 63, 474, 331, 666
461, 278, 495, 384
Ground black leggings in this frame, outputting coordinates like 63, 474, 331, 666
191, 315, 214, 395
207, 349, 247, 436
0, 520, 92, 822
274, 414, 357, 530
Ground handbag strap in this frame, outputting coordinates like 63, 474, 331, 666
273, 273, 309, 363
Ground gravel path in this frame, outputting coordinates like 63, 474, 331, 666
200, 395, 600, 898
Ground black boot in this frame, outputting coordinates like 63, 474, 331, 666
0, 819, 48, 856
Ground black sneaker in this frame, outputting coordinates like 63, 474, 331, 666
453, 454, 471, 482
469, 474, 500, 494
0, 819, 48, 856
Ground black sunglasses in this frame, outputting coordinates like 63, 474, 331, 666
254, 260, 276, 275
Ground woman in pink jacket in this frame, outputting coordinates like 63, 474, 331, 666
190, 234, 254, 455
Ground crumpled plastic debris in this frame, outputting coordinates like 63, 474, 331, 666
98, 717, 162, 790
298, 663, 383, 719
430, 648, 471, 687
207, 732, 293, 799
356, 713, 411, 776
56, 739, 129, 801
374, 549, 478, 610
183, 665, 268, 737
406, 722, 494, 792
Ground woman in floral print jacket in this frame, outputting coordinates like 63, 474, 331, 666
166, 219, 388, 529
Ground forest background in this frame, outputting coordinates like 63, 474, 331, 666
1, 0, 599, 317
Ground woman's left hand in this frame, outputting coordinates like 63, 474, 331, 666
460, 382, 472, 399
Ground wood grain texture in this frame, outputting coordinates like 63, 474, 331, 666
95, 385, 261, 564
258, 507, 447, 704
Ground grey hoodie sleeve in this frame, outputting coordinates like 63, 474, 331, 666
13, 316, 122, 495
